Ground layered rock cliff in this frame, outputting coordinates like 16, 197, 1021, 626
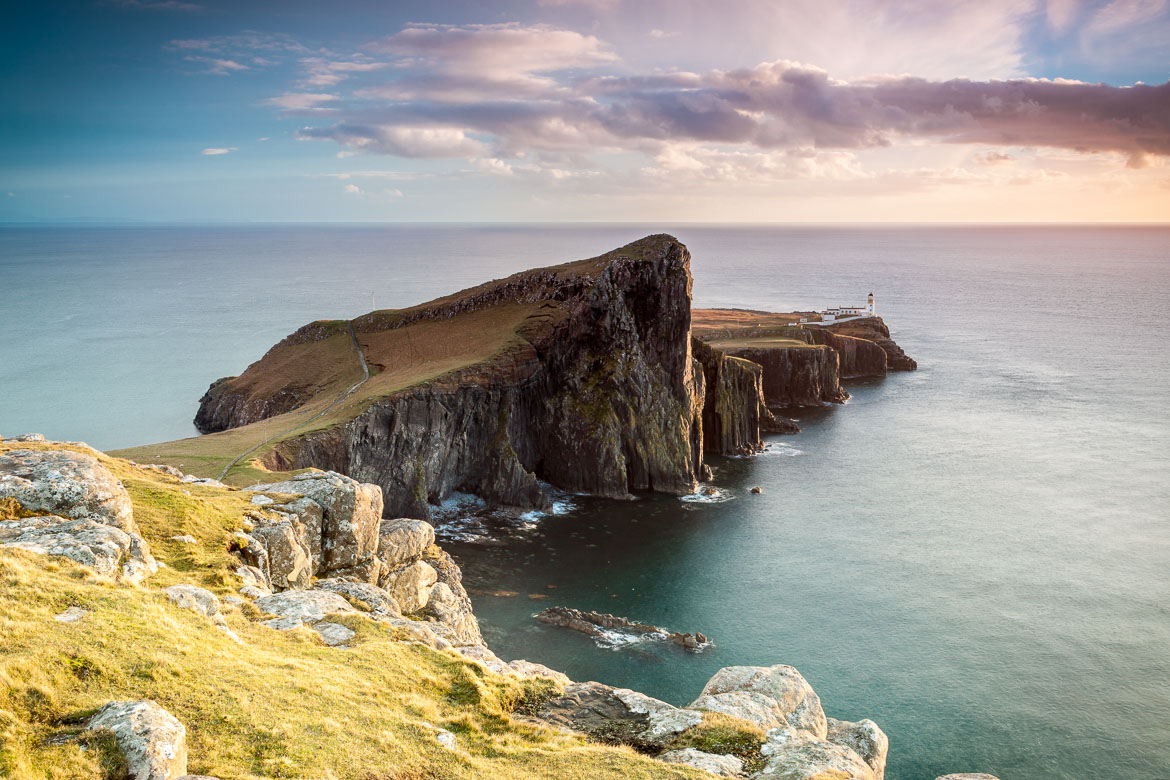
200, 236, 739, 517
717, 343, 847, 407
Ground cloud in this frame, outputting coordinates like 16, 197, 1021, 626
344, 183, 363, 194
648, 29, 678, 39
975, 151, 1017, 165
170, 32, 309, 74
201, 147, 237, 155
299, 57, 388, 87
299, 125, 486, 158
1046, 0, 1080, 32
184, 56, 249, 75
263, 93, 340, 110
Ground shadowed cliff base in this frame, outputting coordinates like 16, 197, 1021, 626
113, 237, 915, 519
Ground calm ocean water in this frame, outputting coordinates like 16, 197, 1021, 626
2, 224, 1168, 779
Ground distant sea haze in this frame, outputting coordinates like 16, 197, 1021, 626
3, 224, 1169, 779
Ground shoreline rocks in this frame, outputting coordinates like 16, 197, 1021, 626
536, 606, 711, 651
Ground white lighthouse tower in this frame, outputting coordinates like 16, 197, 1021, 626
867, 292, 875, 316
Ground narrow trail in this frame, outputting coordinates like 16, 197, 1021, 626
215, 321, 371, 483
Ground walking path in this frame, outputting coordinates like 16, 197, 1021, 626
215, 321, 371, 482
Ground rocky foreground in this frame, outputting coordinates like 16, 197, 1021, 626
1, 436, 997, 779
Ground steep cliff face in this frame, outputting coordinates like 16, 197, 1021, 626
824, 318, 917, 371
803, 330, 888, 378
692, 339, 765, 455
719, 344, 847, 407
219, 235, 718, 517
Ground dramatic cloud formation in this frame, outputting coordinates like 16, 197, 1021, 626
288, 23, 1170, 173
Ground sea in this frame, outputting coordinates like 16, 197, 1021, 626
1, 224, 1168, 780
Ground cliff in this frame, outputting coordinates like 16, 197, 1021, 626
190, 236, 750, 516
692, 339, 769, 454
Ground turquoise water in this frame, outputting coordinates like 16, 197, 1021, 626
2, 225, 1168, 779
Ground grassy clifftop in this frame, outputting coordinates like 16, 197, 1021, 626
0, 441, 705, 780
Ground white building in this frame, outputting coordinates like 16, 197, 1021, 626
819, 292, 875, 322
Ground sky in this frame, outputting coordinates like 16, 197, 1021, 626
2, 0, 1168, 222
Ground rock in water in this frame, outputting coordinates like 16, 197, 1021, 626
87, 700, 187, 780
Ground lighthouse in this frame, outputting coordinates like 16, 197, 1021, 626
867, 292, 875, 316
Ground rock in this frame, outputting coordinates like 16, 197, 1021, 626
312, 621, 356, 646
759, 726, 875, 780
380, 559, 437, 614
696, 665, 827, 738
180, 475, 225, 488
453, 645, 572, 685
536, 681, 700, 749
211, 614, 243, 645
250, 495, 274, 505
235, 565, 270, 592
164, 585, 219, 618
87, 700, 187, 780
0, 448, 156, 578
827, 717, 888, 780
751, 486, 763, 494
141, 463, 185, 478
315, 578, 401, 616
11, 433, 45, 442
239, 585, 268, 600
54, 606, 88, 623
435, 729, 457, 751
536, 606, 706, 652
689, 690, 789, 730
1, 515, 137, 580
231, 532, 271, 586
658, 748, 744, 777
170, 535, 197, 544
246, 471, 382, 576
277, 497, 325, 569
263, 616, 303, 631
223, 595, 246, 607
419, 548, 482, 645
377, 517, 435, 568
248, 518, 312, 590
254, 589, 357, 622
377, 616, 452, 650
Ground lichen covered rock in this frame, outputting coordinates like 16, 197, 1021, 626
696, 665, 827, 738
87, 700, 187, 780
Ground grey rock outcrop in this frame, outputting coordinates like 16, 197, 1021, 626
0, 516, 137, 579
246, 471, 382, 576
381, 559, 437, 613
377, 517, 435, 568
759, 725, 876, 779
659, 748, 744, 777
692, 665, 827, 738
315, 578, 401, 616
254, 589, 357, 622
0, 448, 156, 580
87, 700, 187, 780
536, 681, 701, 750
164, 585, 219, 618
827, 717, 889, 780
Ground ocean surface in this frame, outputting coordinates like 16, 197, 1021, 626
2, 224, 1168, 779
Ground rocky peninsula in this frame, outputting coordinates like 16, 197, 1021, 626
0, 237, 982, 780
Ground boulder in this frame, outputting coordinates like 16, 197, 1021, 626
312, 622, 355, 646
381, 559, 437, 614
696, 665, 827, 738
420, 548, 482, 645
827, 717, 888, 780
759, 726, 875, 780
315, 578, 401, 616
235, 565, 270, 592
248, 519, 312, 590
377, 616, 452, 650
55, 606, 89, 623
1, 516, 136, 580
264, 616, 303, 631
272, 497, 324, 568
536, 681, 701, 749
0, 448, 155, 578
87, 700, 187, 780
506, 659, 571, 686
658, 748, 744, 777
246, 471, 382, 575
453, 645, 571, 685
689, 690, 788, 730
377, 517, 435, 568
253, 589, 357, 623
164, 585, 219, 618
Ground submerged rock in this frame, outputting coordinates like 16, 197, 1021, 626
536, 606, 709, 652
87, 700, 187, 780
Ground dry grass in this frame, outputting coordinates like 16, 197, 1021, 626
0, 441, 706, 780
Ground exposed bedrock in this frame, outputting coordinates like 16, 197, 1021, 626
692, 339, 766, 456
825, 317, 918, 371
246, 236, 746, 517
721, 344, 848, 407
